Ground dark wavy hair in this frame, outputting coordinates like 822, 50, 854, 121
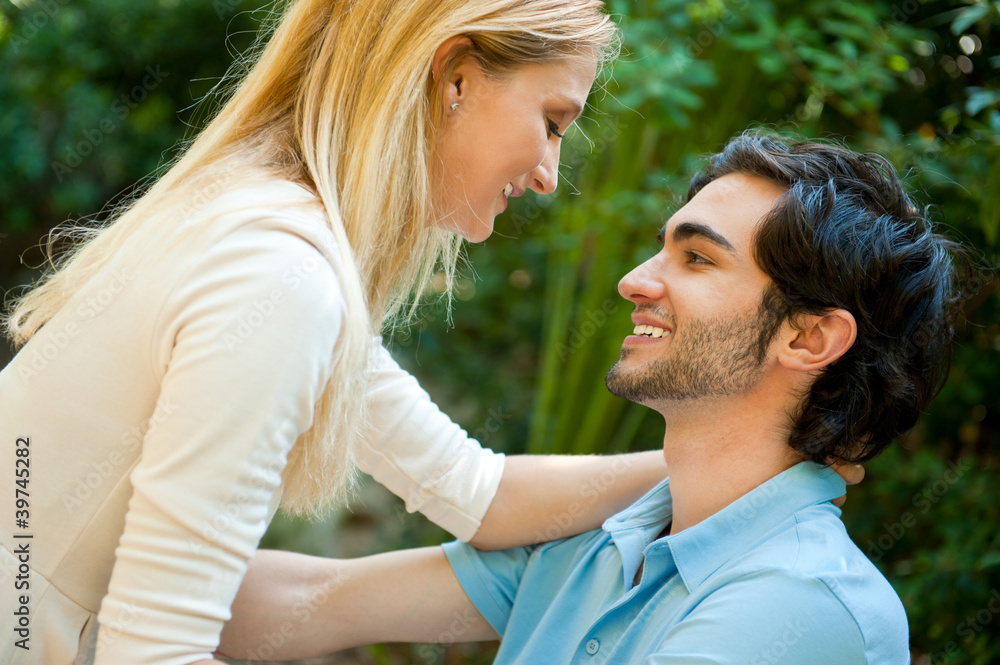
688, 131, 984, 464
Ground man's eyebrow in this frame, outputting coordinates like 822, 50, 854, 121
661, 221, 739, 258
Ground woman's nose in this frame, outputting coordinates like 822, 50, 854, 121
529, 142, 560, 195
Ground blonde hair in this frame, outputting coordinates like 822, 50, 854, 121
3, 0, 619, 516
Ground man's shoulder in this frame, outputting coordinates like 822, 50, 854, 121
722, 503, 909, 662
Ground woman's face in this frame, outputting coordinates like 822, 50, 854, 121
431, 52, 598, 242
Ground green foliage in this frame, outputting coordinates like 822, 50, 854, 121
847, 445, 1000, 664
0, 0, 263, 284
393, 2, 1000, 663
2, 0, 998, 663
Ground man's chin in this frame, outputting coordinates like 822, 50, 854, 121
605, 363, 653, 404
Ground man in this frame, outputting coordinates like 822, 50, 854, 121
219, 132, 975, 664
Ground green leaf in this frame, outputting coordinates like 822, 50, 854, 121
976, 551, 1000, 571
951, 5, 990, 35
966, 87, 1000, 116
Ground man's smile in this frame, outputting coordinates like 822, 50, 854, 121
625, 312, 674, 345
632, 324, 669, 338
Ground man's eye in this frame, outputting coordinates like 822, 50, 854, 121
547, 119, 564, 138
686, 251, 711, 265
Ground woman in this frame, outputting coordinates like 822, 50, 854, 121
0, 1, 674, 664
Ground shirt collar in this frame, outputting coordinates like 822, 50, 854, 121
602, 461, 847, 592
601, 474, 674, 589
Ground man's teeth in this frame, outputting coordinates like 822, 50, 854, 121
504, 183, 513, 196
633, 325, 669, 338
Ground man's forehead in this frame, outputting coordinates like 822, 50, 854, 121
665, 173, 787, 247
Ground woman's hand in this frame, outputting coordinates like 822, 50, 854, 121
830, 461, 865, 507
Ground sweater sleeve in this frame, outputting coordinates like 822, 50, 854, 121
94, 222, 343, 665
356, 344, 506, 542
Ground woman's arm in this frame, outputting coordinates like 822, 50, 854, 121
219, 547, 495, 661
471, 454, 861, 549
470, 450, 668, 549
359, 346, 669, 550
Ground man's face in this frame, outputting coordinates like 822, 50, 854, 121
605, 172, 788, 406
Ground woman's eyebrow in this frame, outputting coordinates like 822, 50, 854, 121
552, 94, 584, 118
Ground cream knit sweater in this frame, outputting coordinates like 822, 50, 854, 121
0, 181, 504, 664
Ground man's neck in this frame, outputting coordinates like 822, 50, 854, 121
654, 394, 803, 536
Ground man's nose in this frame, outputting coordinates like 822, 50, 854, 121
618, 255, 667, 303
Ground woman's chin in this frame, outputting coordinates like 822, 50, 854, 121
432, 208, 496, 242
463, 224, 494, 243
451, 216, 495, 243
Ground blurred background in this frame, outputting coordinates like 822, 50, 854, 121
2, 0, 998, 663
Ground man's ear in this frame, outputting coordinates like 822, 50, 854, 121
777, 308, 857, 373
430, 35, 475, 109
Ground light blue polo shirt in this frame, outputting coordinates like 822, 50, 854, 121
443, 461, 908, 664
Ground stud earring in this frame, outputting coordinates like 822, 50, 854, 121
451, 102, 460, 112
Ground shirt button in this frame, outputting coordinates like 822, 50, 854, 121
586, 638, 600, 655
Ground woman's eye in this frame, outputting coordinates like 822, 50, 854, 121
686, 251, 710, 265
547, 119, 564, 139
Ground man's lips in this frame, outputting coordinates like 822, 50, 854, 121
631, 324, 670, 338
626, 314, 672, 342
631, 314, 672, 335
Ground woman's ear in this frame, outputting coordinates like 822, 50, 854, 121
777, 308, 857, 373
430, 35, 475, 110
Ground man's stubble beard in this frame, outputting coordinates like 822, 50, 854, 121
605, 293, 784, 403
